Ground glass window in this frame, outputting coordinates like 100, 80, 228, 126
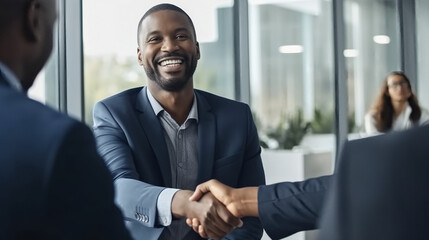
416, 0, 429, 109
344, 0, 400, 136
248, 1, 335, 239
83, 0, 234, 125
249, 0, 335, 152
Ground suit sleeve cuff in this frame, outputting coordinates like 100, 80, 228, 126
156, 188, 180, 226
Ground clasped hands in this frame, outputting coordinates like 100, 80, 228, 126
172, 180, 246, 240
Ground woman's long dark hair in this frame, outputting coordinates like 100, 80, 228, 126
370, 71, 422, 132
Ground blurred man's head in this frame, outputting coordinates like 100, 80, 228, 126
0, 0, 57, 91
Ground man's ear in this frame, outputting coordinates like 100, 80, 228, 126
23, 0, 41, 42
196, 42, 201, 60
137, 47, 144, 66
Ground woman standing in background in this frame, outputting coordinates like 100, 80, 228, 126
365, 71, 429, 135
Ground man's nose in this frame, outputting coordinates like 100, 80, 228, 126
161, 38, 179, 52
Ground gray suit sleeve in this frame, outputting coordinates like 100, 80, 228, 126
93, 101, 140, 180
258, 175, 332, 240
93, 101, 164, 228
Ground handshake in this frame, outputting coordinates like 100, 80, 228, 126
171, 180, 258, 240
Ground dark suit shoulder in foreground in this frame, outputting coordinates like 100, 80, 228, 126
0, 83, 131, 240
318, 125, 429, 240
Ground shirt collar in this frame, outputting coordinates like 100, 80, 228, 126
0, 61, 23, 92
146, 87, 199, 122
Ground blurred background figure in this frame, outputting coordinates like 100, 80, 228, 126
364, 71, 429, 135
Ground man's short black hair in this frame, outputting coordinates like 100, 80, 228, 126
137, 3, 197, 46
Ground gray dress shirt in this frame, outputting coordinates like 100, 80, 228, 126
147, 88, 200, 239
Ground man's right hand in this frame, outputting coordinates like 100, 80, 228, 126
171, 189, 242, 240
186, 180, 259, 238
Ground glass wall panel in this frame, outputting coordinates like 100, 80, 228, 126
248, 1, 335, 239
83, 0, 234, 125
344, 0, 400, 136
249, 0, 335, 152
416, 0, 429, 109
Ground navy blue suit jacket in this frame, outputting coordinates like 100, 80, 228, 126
318, 125, 429, 240
0, 75, 131, 239
93, 86, 266, 240
258, 176, 331, 239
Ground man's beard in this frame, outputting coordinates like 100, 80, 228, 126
144, 53, 198, 92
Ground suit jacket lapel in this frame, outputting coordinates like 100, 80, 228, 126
196, 91, 216, 183
135, 87, 172, 187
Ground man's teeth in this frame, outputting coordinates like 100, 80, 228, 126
160, 59, 182, 66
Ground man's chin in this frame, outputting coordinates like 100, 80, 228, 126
152, 77, 189, 92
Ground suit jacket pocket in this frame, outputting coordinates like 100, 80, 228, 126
213, 152, 243, 185
214, 152, 243, 169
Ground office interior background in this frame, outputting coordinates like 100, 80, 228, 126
28, 0, 428, 239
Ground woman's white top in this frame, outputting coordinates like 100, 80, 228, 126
364, 103, 429, 136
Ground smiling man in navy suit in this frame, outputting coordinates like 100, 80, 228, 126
93, 3, 265, 240
0, 0, 131, 239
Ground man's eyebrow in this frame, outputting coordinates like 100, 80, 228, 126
144, 28, 193, 41
175, 27, 192, 33
145, 30, 161, 38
